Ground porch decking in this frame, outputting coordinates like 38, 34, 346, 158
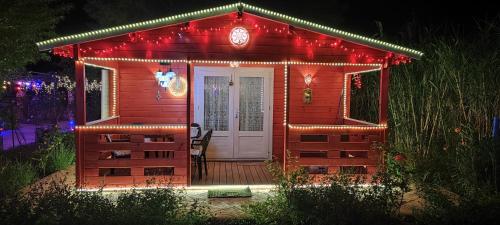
191, 161, 274, 185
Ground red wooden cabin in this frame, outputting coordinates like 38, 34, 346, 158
37, 2, 422, 189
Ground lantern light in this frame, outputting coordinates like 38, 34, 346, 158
304, 74, 312, 86
155, 62, 176, 89
155, 69, 163, 79
165, 68, 176, 80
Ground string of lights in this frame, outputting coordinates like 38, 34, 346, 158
288, 124, 387, 131
37, 2, 422, 59
75, 124, 187, 131
83, 57, 382, 67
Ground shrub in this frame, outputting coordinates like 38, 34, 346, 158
113, 188, 210, 225
0, 158, 37, 198
413, 187, 500, 225
34, 128, 75, 175
0, 181, 210, 225
245, 162, 406, 225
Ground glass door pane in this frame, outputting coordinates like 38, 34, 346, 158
204, 76, 230, 131
239, 77, 264, 131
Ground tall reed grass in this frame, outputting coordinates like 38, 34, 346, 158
388, 22, 500, 197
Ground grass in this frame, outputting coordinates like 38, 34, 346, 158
0, 128, 75, 197
388, 23, 500, 197
34, 128, 75, 176
0, 158, 37, 198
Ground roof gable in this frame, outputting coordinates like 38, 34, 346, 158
37, 2, 423, 59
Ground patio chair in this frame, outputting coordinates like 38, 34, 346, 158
190, 129, 212, 179
190, 123, 201, 139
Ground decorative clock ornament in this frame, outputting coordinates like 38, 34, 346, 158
229, 27, 249, 47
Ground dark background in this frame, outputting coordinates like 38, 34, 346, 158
55, 0, 499, 41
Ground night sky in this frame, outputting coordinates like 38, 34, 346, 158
55, 0, 499, 40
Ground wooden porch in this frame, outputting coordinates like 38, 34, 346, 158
191, 161, 274, 185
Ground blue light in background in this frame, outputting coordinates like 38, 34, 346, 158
68, 119, 76, 131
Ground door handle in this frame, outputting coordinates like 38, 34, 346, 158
235, 112, 239, 119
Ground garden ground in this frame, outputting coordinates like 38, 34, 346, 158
1, 121, 71, 150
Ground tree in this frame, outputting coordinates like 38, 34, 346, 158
0, 0, 68, 79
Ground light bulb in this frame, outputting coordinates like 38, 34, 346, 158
304, 74, 312, 86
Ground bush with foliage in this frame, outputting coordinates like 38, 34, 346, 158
0, 158, 37, 198
0, 181, 210, 225
34, 128, 75, 176
413, 187, 500, 225
245, 162, 407, 225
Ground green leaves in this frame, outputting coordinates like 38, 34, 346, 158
389, 21, 500, 198
0, 0, 68, 78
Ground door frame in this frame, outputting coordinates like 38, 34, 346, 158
193, 66, 274, 161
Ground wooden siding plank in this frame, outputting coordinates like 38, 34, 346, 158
219, 162, 227, 185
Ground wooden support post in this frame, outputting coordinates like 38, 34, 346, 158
74, 45, 86, 126
379, 66, 390, 147
345, 74, 352, 118
283, 62, 291, 171
378, 66, 389, 125
186, 61, 192, 186
73, 44, 85, 188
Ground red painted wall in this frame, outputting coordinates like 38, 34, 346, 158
73, 13, 388, 63
289, 65, 345, 124
116, 61, 188, 124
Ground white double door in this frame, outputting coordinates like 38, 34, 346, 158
194, 66, 273, 160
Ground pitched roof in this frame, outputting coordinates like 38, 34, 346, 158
36, 2, 423, 59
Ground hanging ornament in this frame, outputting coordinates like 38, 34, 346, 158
353, 74, 362, 89
229, 26, 249, 47
167, 76, 187, 97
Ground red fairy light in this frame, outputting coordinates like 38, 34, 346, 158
353, 74, 362, 89
394, 154, 406, 162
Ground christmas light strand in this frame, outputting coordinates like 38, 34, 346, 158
83, 57, 382, 67
283, 63, 288, 126
51, 22, 394, 64
76, 124, 187, 131
288, 124, 387, 131
37, 3, 240, 50
240, 3, 423, 58
36, 2, 422, 58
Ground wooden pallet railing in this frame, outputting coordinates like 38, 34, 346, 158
76, 123, 187, 188
288, 124, 386, 176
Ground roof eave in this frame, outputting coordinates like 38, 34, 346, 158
37, 2, 423, 59
36, 3, 240, 51
241, 3, 423, 59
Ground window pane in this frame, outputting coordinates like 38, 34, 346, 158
204, 76, 229, 131
239, 77, 264, 131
